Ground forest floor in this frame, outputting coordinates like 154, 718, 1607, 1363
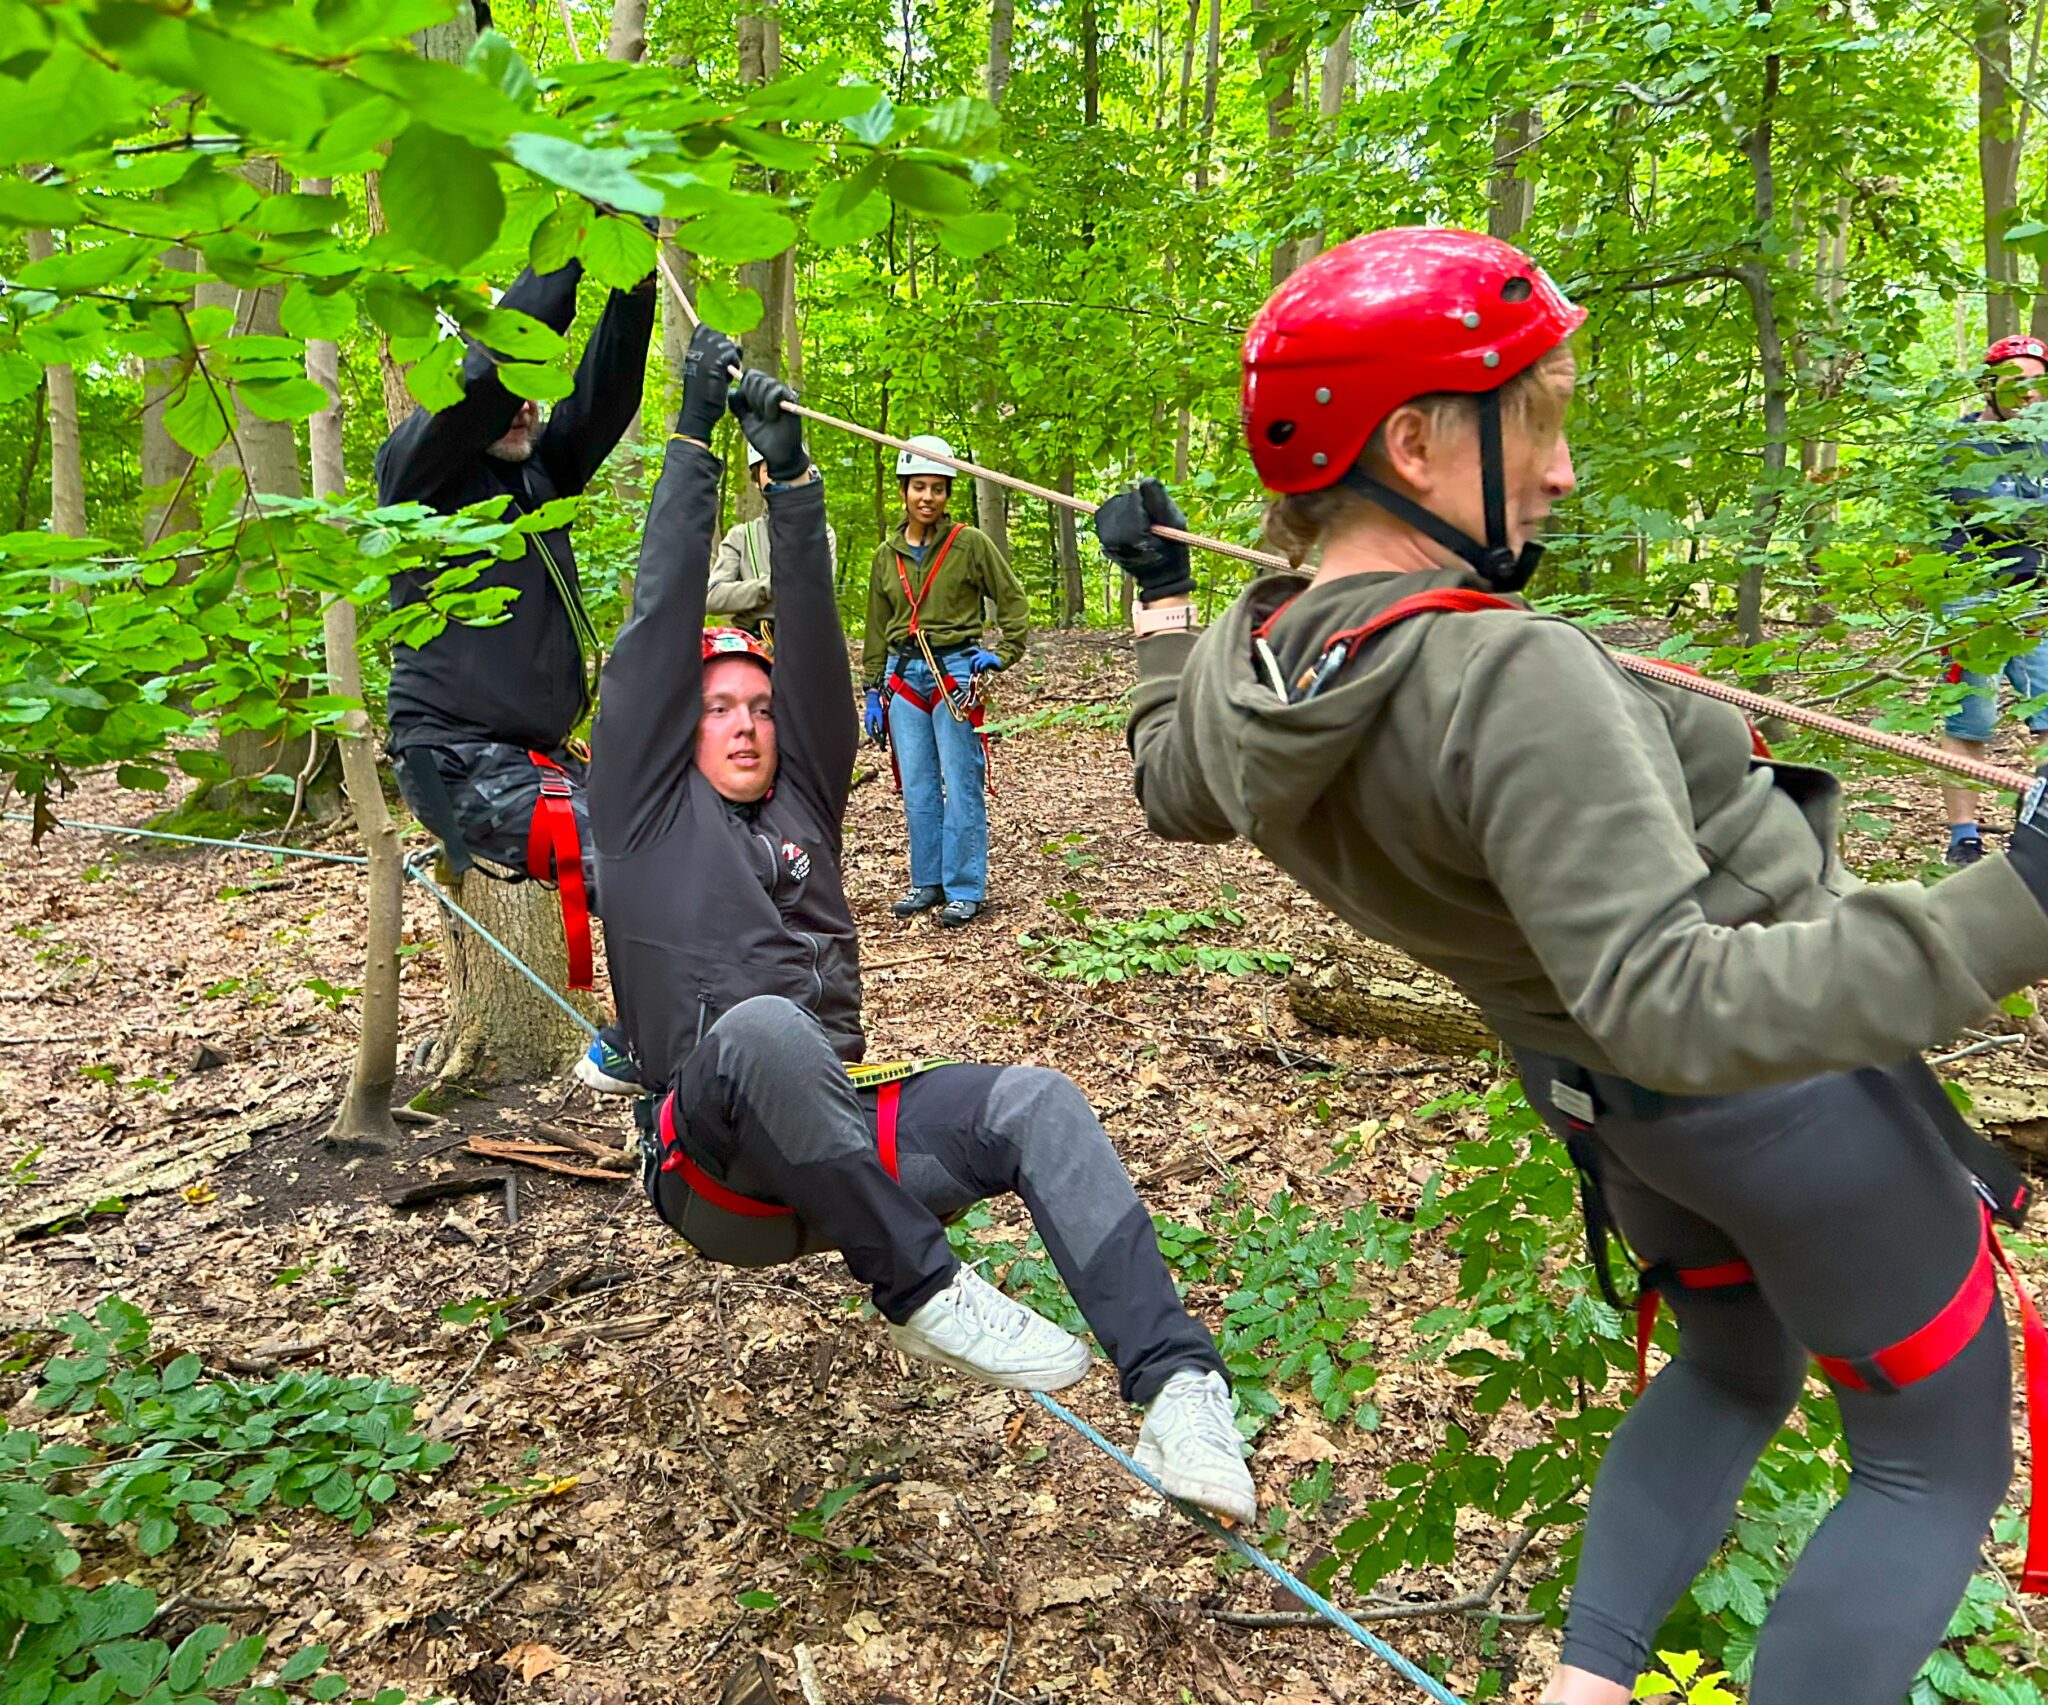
4, 631, 2046, 1705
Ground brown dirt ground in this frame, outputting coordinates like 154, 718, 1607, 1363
3, 632, 2045, 1705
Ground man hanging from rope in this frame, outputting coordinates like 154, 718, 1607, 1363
377, 254, 653, 1052
588, 327, 1255, 1525
705, 442, 840, 640
1095, 226, 2048, 1705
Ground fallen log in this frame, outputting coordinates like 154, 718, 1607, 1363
1285, 945, 1497, 1056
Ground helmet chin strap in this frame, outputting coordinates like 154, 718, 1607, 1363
1338, 389, 1545, 594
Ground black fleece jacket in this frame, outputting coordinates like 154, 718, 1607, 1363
377, 261, 655, 753
589, 434, 861, 1088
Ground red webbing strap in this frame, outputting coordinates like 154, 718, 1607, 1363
1989, 1228, 2048, 1593
1635, 1260, 1756, 1394
1310, 586, 1518, 654
877, 1080, 902, 1180
656, 1081, 907, 1220
885, 670, 993, 791
525, 751, 592, 991
887, 671, 936, 714
893, 523, 966, 636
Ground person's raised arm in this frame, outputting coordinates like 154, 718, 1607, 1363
728, 371, 853, 824
588, 325, 742, 851
534, 234, 658, 496
374, 263, 585, 505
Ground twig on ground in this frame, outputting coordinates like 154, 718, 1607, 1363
954, 1497, 1004, 1585
987, 1621, 1014, 1705
431, 1337, 494, 1424
793, 1644, 828, 1705
1930, 1034, 2029, 1066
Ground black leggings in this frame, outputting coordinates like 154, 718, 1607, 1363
1518, 1053, 2014, 1705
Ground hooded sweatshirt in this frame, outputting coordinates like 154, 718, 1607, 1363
862, 520, 1029, 687
1128, 564, 2048, 1096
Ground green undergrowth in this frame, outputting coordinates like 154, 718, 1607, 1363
2, 1297, 454, 1705
1018, 885, 1294, 983
982, 696, 1128, 737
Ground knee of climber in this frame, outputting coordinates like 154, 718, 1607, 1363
980, 1065, 1095, 1148
708, 995, 834, 1082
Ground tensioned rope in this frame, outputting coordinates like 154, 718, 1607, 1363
649, 251, 2035, 795
7, 804, 1469, 1695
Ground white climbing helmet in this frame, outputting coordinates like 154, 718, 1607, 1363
896, 435, 957, 479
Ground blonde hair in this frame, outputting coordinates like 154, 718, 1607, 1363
1260, 343, 1575, 567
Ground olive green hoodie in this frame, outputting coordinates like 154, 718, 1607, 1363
1129, 564, 2048, 1095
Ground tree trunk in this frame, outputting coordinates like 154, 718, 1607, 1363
1981, 0, 2024, 343
142, 247, 199, 548
24, 224, 86, 541
1487, 108, 1541, 242
305, 187, 404, 1150
1735, 18, 1788, 661
1254, 0, 1301, 285
1056, 461, 1084, 626
735, 0, 785, 526
606, 0, 649, 508
1286, 946, 1496, 1056
972, 0, 1016, 560
1194, 0, 1222, 192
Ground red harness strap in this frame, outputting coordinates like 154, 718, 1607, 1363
1634, 1260, 1756, 1394
657, 1081, 904, 1217
1639, 1208, 2048, 1593
894, 524, 966, 637
525, 750, 592, 991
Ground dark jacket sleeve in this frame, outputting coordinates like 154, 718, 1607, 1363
373, 264, 584, 505
588, 429, 722, 852
534, 279, 658, 498
763, 478, 855, 834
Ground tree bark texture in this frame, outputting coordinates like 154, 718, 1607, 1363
429, 865, 599, 1091
1487, 108, 1540, 242
606, 0, 650, 508
1286, 946, 1497, 1057
1056, 460, 1084, 625
1980, 0, 2023, 342
24, 224, 85, 540
141, 246, 199, 547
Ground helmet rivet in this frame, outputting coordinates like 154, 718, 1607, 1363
1314, 386, 1332, 404
1482, 350, 1501, 368
1311, 452, 1328, 467
1462, 311, 1481, 329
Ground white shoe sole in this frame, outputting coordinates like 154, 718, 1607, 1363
1132, 1442, 1259, 1527
886, 1324, 1093, 1392
573, 1056, 641, 1096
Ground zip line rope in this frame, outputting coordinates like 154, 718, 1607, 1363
5, 804, 1470, 1698
651, 254, 2036, 795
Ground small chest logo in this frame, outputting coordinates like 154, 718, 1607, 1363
780, 840, 812, 882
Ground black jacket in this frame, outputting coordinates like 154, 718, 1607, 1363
377, 261, 655, 752
589, 437, 861, 1087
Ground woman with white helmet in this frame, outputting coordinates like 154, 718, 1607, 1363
1094, 225, 2048, 1704
706, 442, 839, 639
863, 433, 1029, 927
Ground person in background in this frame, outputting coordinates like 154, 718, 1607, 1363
706, 441, 840, 639
588, 333, 1256, 1526
861, 435, 1029, 927
375, 254, 654, 1038
1938, 334, 2048, 865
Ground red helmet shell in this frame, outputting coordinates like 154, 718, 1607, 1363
1986, 335, 2048, 368
1241, 227, 1587, 495
701, 625, 772, 669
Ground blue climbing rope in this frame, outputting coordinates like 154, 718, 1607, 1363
1031, 1392, 1469, 1705
11, 808, 1470, 1701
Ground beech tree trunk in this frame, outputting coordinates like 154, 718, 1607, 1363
1488, 108, 1540, 242
24, 225, 85, 542
607, 0, 649, 508
1980, 0, 2024, 343
1056, 461, 1084, 626
142, 247, 199, 548
428, 871, 599, 1094
304, 189, 404, 1149
1734, 26, 1788, 660
974, 0, 1016, 560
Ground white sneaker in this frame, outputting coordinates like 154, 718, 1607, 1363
1134, 1368, 1258, 1527
887, 1265, 1093, 1391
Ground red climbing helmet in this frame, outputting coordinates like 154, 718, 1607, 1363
1240, 227, 1585, 591
702, 626, 772, 669
1986, 335, 2048, 368
1243, 227, 1585, 494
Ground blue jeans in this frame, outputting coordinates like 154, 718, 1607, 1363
888, 654, 988, 901
1942, 588, 2048, 742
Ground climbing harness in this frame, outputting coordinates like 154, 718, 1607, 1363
876, 520, 998, 792
524, 750, 592, 991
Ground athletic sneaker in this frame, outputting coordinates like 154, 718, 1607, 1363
891, 885, 945, 917
938, 899, 983, 927
1947, 832, 1986, 868
887, 1265, 1092, 1390
1134, 1368, 1259, 1527
573, 1027, 644, 1095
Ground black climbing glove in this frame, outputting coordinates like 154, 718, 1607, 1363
2008, 766, 2048, 910
730, 368, 810, 483
1093, 477, 1194, 603
677, 324, 742, 445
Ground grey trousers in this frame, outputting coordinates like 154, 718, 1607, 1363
650, 995, 1224, 1405
1518, 1051, 2013, 1705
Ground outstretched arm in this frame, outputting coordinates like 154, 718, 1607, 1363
374, 264, 584, 504
534, 250, 658, 497
588, 326, 743, 850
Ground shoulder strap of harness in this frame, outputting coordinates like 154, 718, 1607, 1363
894, 524, 967, 636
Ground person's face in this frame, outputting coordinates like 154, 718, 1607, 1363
903, 474, 951, 529
1387, 352, 1578, 556
1988, 355, 2048, 420
485, 399, 543, 462
697, 656, 777, 803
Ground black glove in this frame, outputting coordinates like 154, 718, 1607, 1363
677, 324, 741, 444
1093, 477, 1194, 603
730, 368, 809, 483
2008, 767, 2048, 908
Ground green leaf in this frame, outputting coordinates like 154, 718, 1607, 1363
807, 174, 890, 249
579, 215, 656, 290
203, 1635, 265, 1692
883, 161, 972, 217
529, 202, 587, 273
276, 1647, 328, 1685
935, 211, 1014, 260
136, 1515, 179, 1557
405, 339, 466, 413
116, 764, 169, 793
163, 381, 230, 458
920, 95, 999, 151
736, 1590, 779, 1611
167, 1626, 228, 1693
175, 750, 234, 782
16, 239, 156, 293
675, 206, 796, 264
466, 30, 539, 104
160, 1354, 201, 1392
695, 278, 763, 335
0, 178, 85, 228
464, 309, 566, 361
311, 1469, 356, 1514
362, 277, 438, 339
843, 95, 897, 146
280, 284, 355, 342
365, 1473, 398, 1504
0, 43, 147, 162
191, 27, 323, 148
238, 377, 331, 423
380, 125, 505, 268
308, 1677, 348, 1702
504, 133, 662, 216
0, 350, 41, 406
93, 1641, 168, 1700
499, 362, 573, 402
